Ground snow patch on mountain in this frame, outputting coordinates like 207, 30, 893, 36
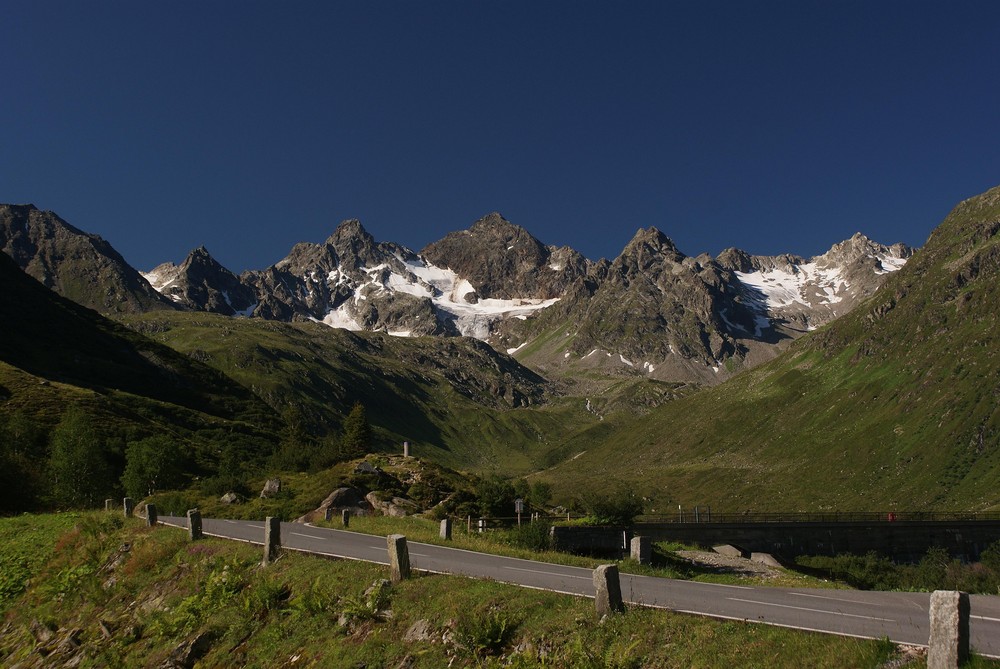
141, 267, 179, 295
737, 262, 848, 310
313, 256, 560, 339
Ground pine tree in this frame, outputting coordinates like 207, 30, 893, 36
341, 403, 372, 459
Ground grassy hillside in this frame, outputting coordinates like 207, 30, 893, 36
0, 254, 285, 512
122, 311, 614, 474
541, 185, 1000, 513
1, 512, 956, 668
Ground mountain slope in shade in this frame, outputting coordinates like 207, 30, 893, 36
0, 250, 280, 429
539, 184, 1000, 512
0, 204, 176, 314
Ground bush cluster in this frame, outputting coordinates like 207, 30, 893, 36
796, 542, 1000, 594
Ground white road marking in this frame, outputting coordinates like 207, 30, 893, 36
790, 592, 883, 606
727, 598, 895, 622
678, 580, 753, 590
972, 615, 1000, 623
290, 532, 327, 540
504, 566, 590, 579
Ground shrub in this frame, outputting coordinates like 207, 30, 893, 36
502, 522, 552, 552
578, 485, 644, 525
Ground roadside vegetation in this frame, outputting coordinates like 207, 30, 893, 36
798, 544, 1000, 595
6, 512, 992, 668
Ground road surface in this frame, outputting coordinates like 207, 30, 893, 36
159, 515, 1000, 657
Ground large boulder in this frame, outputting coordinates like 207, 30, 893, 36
366, 492, 420, 517
296, 486, 374, 523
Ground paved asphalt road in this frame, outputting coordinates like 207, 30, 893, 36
160, 516, 1000, 657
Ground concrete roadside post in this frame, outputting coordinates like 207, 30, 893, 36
440, 518, 452, 540
928, 590, 970, 669
593, 564, 624, 619
387, 534, 410, 583
105, 499, 113, 512
630, 536, 651, 565
187, 509, 203, 541
123, 497, 134, 518
146, 503, 158, 527
263, 516, 281, 566
342, 509, 351, 528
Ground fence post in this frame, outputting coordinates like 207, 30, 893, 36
123, 497, 134, 518
187, 509, 203, 541
105, 498, 113, 512
593, 564, 624, 619
928, 590, 970, 669
387, 534, 411, 583
146, 503, 158, 527
263, 517, 281, 566
630, 536, 651, 565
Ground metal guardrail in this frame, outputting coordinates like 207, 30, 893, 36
637, 511, 1000, 524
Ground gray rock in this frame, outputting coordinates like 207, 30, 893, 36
712, 544, 747, 558
260, 478, 281, 498
403, 619, 434, 643
354, 461, 381, 475
219, 492, 242, 504
162, 631, 214, 669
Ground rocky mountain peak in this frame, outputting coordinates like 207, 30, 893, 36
326, 219, 382, 271
328, 218, 373, 245
469, 211, 514, 233
421, 212, 566, 300
143, 245, 255, 316
715, 247, 755, 273
184, 245, 218, 267
613, 227, 686, 276
0, 204, 175, 314
622, 227, 682, 259
817, 232, 912, 270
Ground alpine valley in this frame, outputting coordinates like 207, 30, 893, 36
3, 184, 999, 514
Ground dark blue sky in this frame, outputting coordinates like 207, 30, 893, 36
4, 2, 998, 272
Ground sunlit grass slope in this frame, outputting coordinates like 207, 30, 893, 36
544, 185, 1000, 513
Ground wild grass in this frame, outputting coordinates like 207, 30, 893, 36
3, 511, 999, 668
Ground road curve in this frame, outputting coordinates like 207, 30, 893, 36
159, 516, 1000, 657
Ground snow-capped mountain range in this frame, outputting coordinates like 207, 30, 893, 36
1, 204, 912, 385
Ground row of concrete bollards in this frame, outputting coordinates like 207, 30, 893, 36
108, 498, 158, 527
591, 561, 971, 667
111, 501, 973, 665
